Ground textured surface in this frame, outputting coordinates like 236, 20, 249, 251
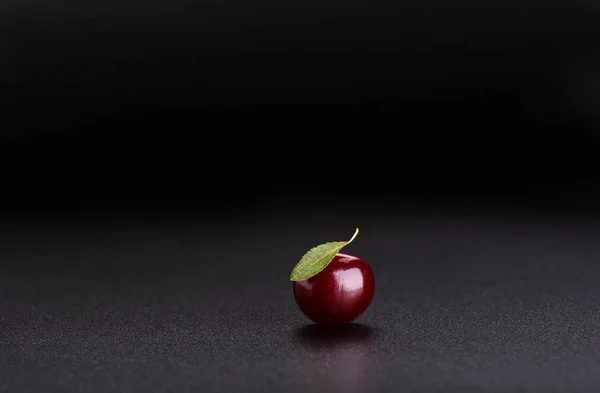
3, 206, 600, 392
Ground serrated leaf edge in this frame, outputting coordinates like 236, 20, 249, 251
290, 228, 360, 281
290, 241, 346, 281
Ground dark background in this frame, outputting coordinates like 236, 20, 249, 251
2, 1, 600, 392
2, 0, 600, 214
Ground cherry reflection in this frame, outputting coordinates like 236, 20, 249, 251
293, 323, 376, 392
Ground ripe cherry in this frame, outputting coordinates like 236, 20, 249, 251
293, 252, 375, 325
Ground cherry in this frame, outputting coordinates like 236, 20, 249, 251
293, 252, 375, 325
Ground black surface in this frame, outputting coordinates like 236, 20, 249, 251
3, 205, 600, 392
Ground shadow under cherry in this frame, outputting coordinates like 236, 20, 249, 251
293, 323, 376, 351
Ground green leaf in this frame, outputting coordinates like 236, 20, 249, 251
290, 228, 360, 281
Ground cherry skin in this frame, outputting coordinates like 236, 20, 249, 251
293, 252, 375, 325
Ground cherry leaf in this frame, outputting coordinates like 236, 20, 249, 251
290, 228, 360, 281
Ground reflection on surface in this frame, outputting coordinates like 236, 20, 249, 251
294, 323, 375, 350
292, 323, 377, 393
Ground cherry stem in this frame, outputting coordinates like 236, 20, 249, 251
347, 228, 359, 244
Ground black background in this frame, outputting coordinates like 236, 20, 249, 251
3, 0, 600, 392
3, 0, 600, 215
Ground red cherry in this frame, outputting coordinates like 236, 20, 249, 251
293, 252, 375, 325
